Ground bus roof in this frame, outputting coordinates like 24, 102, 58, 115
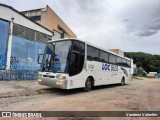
47, 38, 131, 60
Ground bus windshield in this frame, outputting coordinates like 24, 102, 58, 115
42, 40, 72, 73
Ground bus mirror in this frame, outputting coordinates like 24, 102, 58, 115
38, 54, 43, 64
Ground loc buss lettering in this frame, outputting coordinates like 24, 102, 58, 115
102, 63, 118, 71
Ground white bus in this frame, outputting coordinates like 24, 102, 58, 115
38, 38, 131, 91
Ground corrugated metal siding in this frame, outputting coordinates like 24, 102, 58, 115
13, 23, 52, 43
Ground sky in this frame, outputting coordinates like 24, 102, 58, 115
0, 0, 160, 55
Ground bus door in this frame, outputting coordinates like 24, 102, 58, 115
69, 41, 85, 76
69, 51, 80, 76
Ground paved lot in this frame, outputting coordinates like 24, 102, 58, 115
0, 77, 160, 120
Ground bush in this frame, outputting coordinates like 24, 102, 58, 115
137, 67, 147, 77
131, 76, 143, 80
143, 72, 147, 77
146, 76, 156, 78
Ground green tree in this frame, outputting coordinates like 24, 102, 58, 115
125, 52, 160, 73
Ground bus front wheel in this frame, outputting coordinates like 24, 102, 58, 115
83, 78, 92, 92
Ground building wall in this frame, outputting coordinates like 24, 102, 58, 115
23, 8, 47, 29
11, 36, 46, 71
0, 20, 9, 70
46, 6, 76, 38
155, 74, 160, 78
109, 49, 124, 57
54, 31, 61, 39
21, 5, 77, 38
0, 18, 47, 80
148, 72, 157, 76
0, 4, 57, 80
0, 6, 52, 36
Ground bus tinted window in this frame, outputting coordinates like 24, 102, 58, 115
122, 58, 127, 63
127, 60, 131, 67
79, 42, 85, 53
109, 54, 116, 63
122, 58, 127, 67
72, 41, 85, 53
72, 41, 79, 51
69, 41, 85, 76
100, 50, 108, 62
116, 56, 122, 65
87, 45, 99, 60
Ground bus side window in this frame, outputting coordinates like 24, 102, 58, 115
87, 45, 99, 61
122, 58, 127, 67
100, 50, 108, 63
109, 54, 116, 64
87, 46, 93, 60
116, 56, 122, 66
127, 60, 131, 68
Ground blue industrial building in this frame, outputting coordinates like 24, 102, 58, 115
0, 4, 60, 80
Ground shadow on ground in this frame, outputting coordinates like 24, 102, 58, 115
38, 84, 129, 96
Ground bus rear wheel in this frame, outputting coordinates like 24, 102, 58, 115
121, 77, 125, 86
83, 78, 92, 92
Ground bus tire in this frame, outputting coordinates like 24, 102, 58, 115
121, 77, 125, 86
83, 78, 92, 92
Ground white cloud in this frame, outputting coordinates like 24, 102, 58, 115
0, 0, 160, 54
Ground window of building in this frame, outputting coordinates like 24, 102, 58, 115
30, 16, 41, 21
13, 23, 52, 42
58, 25, 63, 31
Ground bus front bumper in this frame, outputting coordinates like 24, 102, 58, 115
38, 77, 68, 89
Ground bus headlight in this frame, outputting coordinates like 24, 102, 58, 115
38, 79, 42, 82
56, 81, 62, 85
56, 76, 66, 79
